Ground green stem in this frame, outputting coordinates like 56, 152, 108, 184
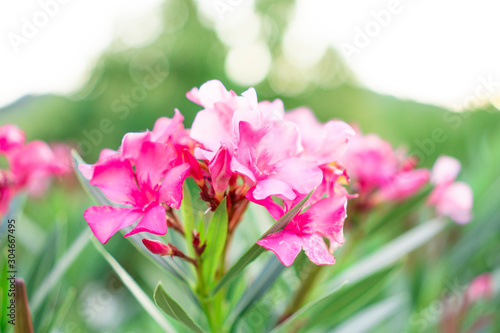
197, 258, 218, 332
281, 263, 323, 321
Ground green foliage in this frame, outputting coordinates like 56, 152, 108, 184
154, 282, 205, 333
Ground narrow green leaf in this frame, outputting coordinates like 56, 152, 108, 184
93, 239, 176, 332
330, 294, 406, 333
299, 267, 396, 331
182, 183, 195, 257
30, 228, 91, 313
202, 198, 228, 288
214, 191, 313, 295
272, 217, 446, 332
154, 282, 205, 333
365, 187, 432, 234
227, 256, 285, 328
72, 150, 191, 284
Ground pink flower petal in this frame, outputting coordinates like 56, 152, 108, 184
0, 124, 25, 153
84, 205, 143, 244
431, 155, 461, 185
135, 141, 176, 189
436, 181, 473, 224
380, 168, 430, 201
272, 158, 323, 195
159, 163, 191, 209
294, 195, 347, 236
124, 204, 167, 237
301, 233, 336, 265
257, 230, 303, 266
209, 146, 232, 194
252, 178, 296, 201
121, 131, 151, 161
151, 109, 185, 142
90, 156, 140, 205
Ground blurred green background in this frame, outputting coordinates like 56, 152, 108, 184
1, 0, 499, 332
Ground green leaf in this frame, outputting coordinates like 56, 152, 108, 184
272, 217, 446, 332
214, 191, 312, 295
227, 256, 285, 328
330, 294, 406, 333
30, 228, 91, 313
299, 267, 396, 331
365, 186, 432, 234
93, 239, 176, 332
202, 198, 228, 288
72, 150, 192, 284
182, 183, 196, 257
154, 282, 205, 333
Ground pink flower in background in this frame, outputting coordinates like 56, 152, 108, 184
428, 156, 473, 224
84, 141, 190, 244
341, 131, 429, 204
0, 124, 72, 217
257, 193, 348, 266
0, 124, 25, 153
466, 273, 494, 303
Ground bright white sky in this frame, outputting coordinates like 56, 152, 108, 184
1, 0, 500, 110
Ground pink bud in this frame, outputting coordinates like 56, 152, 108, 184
142, 239, 172, 256
466, 273, 494, 303
208, 146, 232, 195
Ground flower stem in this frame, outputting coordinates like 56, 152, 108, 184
280, 263, 323, 322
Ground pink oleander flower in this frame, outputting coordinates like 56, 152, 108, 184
340, 130, 429, 204
466, 273, 494, 303
428, 156, 473, 224
189, 80, 326, 203
83, 141, 190, 244
0, 124, 72, 216
6, 140, 72, 197
257, 193, 348, 266
0, 124, 25, 153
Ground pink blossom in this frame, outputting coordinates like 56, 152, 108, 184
189, 80, 256, 152
341, 131, 429, 203
0, 124, 25, 153
466, 273, 494, 303
428, 156, 473, 224
7, 140, 71, 196
257, 193, 348, 266
188, 80, 323, 203
83, 141, 190, 244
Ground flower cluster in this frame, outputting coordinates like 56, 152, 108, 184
0, 124, 71, 217
81, 80, 474, 267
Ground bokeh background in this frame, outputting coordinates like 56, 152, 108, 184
1, 0, 500, 331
